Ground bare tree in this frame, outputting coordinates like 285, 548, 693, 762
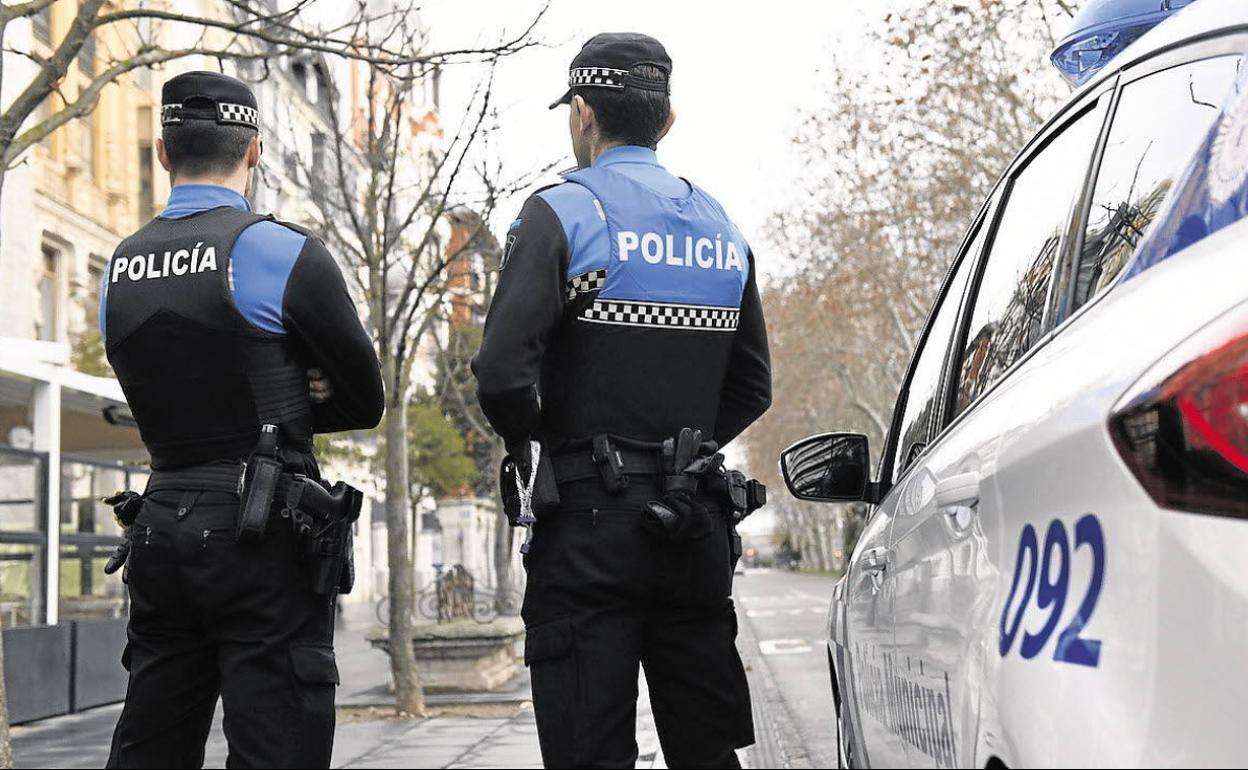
0, 0, 540, 262
746, 0, 1075, 569
283, 19, 548, 713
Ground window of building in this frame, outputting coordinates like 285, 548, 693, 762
0, 448, 49, 627
36, 244, 61, 342
32, 6, 50, 43
953, 100, 1108, 418
138, 140, 154, 221
79, 112, 96, 181
87, 255, 106, 331
59, 458, 145, 621
137, 105, 155, 219
78, 30, 96, 78
891, 224, 981, 481
1072, 55, 1241, 310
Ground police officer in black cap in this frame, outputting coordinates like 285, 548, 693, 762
473, 33, 772, 769
100, 70, 383, 768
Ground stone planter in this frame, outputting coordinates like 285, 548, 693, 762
367, 617, 525, 692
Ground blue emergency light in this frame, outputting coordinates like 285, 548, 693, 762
1051, 0, 1199, 87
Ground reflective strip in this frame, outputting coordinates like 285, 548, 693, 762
579, 299, 739, 331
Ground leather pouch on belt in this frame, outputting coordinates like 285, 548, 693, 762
237, 454, 281, 544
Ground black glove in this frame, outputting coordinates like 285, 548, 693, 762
642, 489, 712, 543
506, 438, 533, 481
102, 490, 144, 576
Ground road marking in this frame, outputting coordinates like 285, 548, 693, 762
758, 638, 815, 656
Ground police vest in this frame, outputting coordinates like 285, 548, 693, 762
539, 165, 750, 444
105, 207, 313, 470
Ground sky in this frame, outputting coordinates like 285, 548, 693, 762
421, 0, 886, 280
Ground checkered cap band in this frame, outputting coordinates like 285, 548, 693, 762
569, 67, 629, 90
566, 269, 608, 300
217, 102, 259, 128
160, 103, 183, 125
161, 101, 259, 128
579, 299, 740, 331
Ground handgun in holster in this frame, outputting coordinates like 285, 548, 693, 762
236, 424, 282, 545
722, 469, 768, 525
102, 490, 145, 579
284, 476, 363, 595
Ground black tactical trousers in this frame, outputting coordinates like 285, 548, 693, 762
106, 489, 338, 769
521, 486, 754, 769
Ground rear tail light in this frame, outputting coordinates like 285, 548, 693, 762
1110, 301, 1248, 517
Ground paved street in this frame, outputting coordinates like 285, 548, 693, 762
734, 568, 840, 769
10, 571, 840, 768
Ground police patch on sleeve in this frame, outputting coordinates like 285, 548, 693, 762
501, 219, 522, 270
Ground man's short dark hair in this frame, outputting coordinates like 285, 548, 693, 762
575, 64, 671, 149
162, 111, 256, 178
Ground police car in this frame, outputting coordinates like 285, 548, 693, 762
779, 0, 1248, 766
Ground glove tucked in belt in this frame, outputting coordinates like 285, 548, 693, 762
642, 428, 720, 543
102, 490, 144, 577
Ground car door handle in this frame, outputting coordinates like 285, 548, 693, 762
935, 472, 980, 509
860, 546, 889, 574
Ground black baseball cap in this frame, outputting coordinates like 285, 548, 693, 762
549, 32, 672, 109
161, 71, 260, 130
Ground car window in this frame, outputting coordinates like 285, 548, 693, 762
891, 236, 979, 481
1072, 55, 1240, 310
953, 100, 1107, 419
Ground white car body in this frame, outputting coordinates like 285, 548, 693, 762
817, 2, 1248, 767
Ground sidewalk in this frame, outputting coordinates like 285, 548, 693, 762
11, 603, 670, 769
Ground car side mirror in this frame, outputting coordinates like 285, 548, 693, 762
780, 432, 881, 504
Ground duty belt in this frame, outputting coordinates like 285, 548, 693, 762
551, 446, 662, 485
145, 461, 252, 495
550, 434, 766, 524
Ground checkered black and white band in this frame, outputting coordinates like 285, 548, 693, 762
569, 67, 629, 90
160, 103, 184, 125
566, 269, 607, 300
160, 102, 259, 128
217, 102, 259, 128
579, 299, 740, 331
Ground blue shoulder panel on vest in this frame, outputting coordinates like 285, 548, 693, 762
563, 166, 749, 308
537, 183, 609, 281
231, 220, 307, 334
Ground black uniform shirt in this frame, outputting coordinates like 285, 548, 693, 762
472, 146, 771, 452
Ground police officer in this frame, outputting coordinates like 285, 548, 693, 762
100, 71, 384, 768
473, 33, 772, 769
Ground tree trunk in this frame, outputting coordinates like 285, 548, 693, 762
0, 57, 12, 760
0, 627, 11, 769
383, 371, 426, 717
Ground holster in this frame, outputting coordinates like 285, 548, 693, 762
284, 476, 363, 595
712, 469, 767, 525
